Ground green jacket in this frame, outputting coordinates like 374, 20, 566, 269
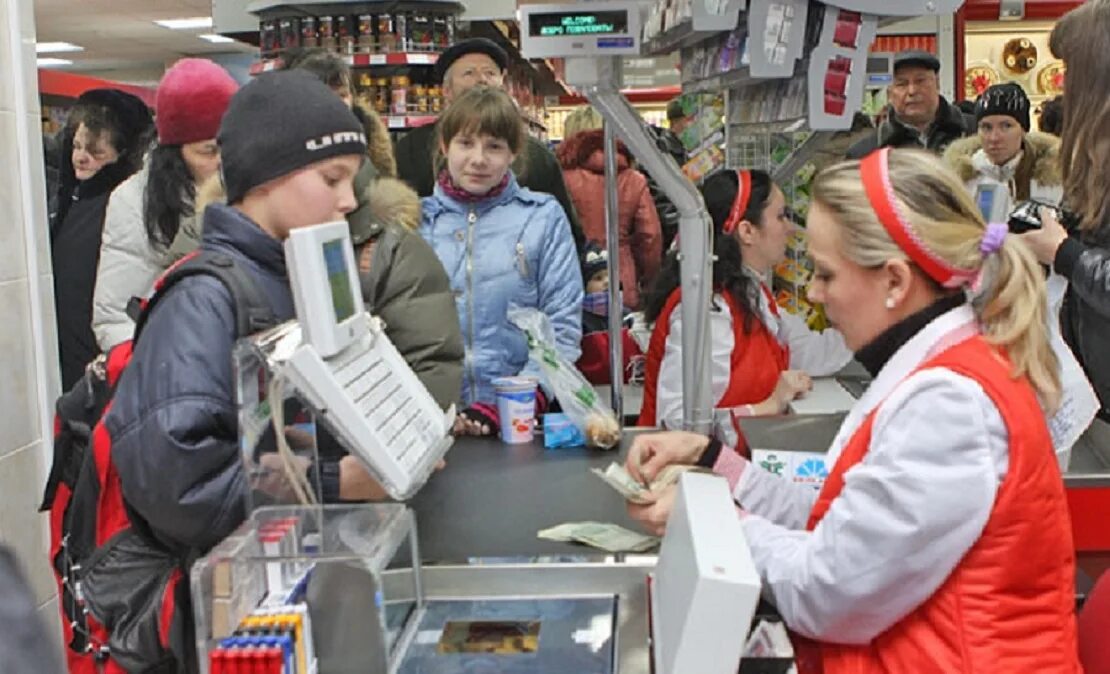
350, 174, 463, 410
394, 121, 585, 252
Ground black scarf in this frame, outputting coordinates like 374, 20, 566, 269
855, 293, 967, 377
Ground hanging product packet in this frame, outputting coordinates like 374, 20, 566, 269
508, 307, 621, 449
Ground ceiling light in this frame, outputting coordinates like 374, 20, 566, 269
37, 58, 73, 67
154, 17, 213, 30
198, 33, 235, 44
36, 42, 83, 54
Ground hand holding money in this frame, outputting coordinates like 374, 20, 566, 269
624, 431, 711, 486
537, 521, 659, 553
591, 462, 691, 504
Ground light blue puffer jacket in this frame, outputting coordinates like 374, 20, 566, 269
420, 174, 583, 405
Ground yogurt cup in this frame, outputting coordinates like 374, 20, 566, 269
492, 376, 538, 444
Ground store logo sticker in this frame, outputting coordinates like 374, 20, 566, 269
793, 454, 829, 489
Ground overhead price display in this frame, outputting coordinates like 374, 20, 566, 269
528, 10, 629, 37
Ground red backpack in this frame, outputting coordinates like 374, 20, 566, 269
40, 250, 276, 673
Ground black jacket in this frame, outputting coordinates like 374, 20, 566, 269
846, 96, 973, 159
394, 122, 585, 252
644, 125, 688, 251
50, 161, 138, 390
1055, 227, 1110, 421
106, 204, 299, 554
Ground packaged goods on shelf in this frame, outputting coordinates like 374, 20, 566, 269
260, 9, 459, 58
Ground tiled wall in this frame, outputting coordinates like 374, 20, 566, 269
0, 0, 65, 657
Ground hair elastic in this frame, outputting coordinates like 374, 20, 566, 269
979, 222, 1008, 256
721, 169, 752, 235
860, 148, 977, 289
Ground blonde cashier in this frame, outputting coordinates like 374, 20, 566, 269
638, 169, 851, 427
627, 149, 1081, 673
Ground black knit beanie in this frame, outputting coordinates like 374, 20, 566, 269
218, 70, 367, 204
975, 82, 1031, 131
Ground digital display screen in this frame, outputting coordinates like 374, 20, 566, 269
322, 238, 356, 323
975, 185, 998, 222
527, 10, 629, 37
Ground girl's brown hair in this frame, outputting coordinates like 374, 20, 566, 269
1050, 0, 1110, 232
436, 86, 525, 155
813, 150, 1061, 408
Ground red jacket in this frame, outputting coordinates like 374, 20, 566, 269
558, 129, 662, 309
797, 336, 1081, 674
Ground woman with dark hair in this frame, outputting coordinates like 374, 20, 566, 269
638, 169, 851, 428
51, 88, 152, 389
93, 58, 237, 350
1020, 0, 1110, 436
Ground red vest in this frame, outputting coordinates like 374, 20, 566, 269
638, 287, 789, 427
795, 336, 1080, 674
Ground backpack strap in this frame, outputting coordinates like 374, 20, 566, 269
133, 250, 279, 343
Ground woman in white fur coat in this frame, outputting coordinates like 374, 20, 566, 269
943, 82, 1062, 220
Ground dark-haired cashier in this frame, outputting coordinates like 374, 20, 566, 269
638, 169, 851, 427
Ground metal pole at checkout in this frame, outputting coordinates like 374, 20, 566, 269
603, 119, 624, 426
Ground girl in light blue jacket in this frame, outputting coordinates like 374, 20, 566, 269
420, 86, 583, 435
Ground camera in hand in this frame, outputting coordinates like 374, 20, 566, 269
1008, 199, 1059, 234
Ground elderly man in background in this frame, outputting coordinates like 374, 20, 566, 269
394, 37, 583, 251
847, 50, 973, 159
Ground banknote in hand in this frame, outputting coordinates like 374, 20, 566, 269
590, 462, 692, 504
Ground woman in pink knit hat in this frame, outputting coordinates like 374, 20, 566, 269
92, 57, 238, 350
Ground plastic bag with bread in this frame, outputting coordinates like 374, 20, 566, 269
508, 307, 621, 449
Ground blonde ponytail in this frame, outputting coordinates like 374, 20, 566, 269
812, 149, 1061, 408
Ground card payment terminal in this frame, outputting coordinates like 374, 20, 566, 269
282, 221, 454, 500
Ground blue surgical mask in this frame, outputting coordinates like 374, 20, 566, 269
583, 291, 609, 317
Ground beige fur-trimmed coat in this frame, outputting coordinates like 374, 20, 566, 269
943, 131, 1063, 218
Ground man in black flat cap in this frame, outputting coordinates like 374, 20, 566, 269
847, 50, 975, 159
393, 37, 584, 251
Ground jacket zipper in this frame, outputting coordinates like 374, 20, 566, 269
465, 209, 478, 403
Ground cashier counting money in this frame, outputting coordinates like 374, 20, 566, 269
627, 149, 1082, 672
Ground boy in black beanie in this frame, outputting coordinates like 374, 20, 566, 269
92, 71, 385, 670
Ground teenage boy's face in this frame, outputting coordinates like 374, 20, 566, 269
261, 155, 362, 239
443, 131, 516, 195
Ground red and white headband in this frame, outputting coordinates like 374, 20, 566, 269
860, 148, 977, 289
721, 169, 753, 235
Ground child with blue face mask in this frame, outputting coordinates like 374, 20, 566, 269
577, 241, 644, 384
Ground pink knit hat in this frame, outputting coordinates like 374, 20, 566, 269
155, 58, 238, 145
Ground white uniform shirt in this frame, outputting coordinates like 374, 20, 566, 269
656, 279, 852, 428
734, 305, 1011, 643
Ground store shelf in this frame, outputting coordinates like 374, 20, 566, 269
385, 115, 437, 129
729, 117, 808, 134
349, 52, 438, 67
682, 66, 757, 95
251, 51, 439, 75
642, 20, 720, 57
771, 130, 835, 183
688, 128, 726, 158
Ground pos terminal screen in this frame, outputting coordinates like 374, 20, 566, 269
322, 238, 356, 323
